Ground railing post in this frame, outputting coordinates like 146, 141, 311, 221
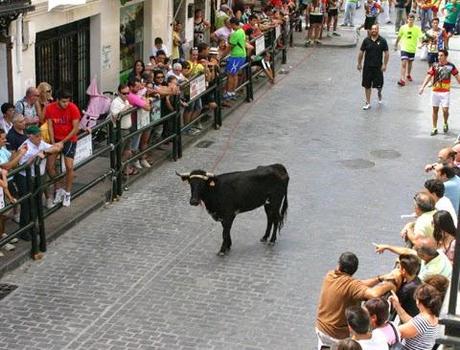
214, 75, 222, 129
33, 160, 46, 253
107, 120, 117, 200
25, 167, 39, 259
271, 29, 276, 81
176, 99, 183, 159
246, 60, 253, 102
282, 23, 287, 65
115, 116, 123, 197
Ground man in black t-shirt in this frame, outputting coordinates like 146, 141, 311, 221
357, 24, 389, 110
396, 253, 422, 317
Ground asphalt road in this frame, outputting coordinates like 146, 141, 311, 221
0, 22, 458, 350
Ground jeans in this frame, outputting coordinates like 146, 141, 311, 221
395, 7, 406, 32
382, 1, 391, 22
343, 1, 357, 25
420, 9, 432, 31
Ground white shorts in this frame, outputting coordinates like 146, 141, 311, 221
315, 327, 340, 349
431, 91, 450, 108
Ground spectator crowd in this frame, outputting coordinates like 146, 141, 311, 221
0, 1, 295, 257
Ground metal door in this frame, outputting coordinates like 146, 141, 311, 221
35, 18, 90, 109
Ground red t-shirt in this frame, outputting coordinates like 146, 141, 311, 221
45, 102, 81, 142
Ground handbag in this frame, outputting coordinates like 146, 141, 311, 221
40, 122, 51, 143
389, 322, 404, 350
419, 45, 428, 61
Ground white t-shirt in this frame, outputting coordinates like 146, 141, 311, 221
110, 96, 132, 130
357, 332, 389, 350
213, 26, 233, 42
19, 139, 52, 177
436, 196, 458, 227
151, 44, 169, 57
0, 117, 13, 134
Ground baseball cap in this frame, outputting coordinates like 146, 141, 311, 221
25, 125, 41, 135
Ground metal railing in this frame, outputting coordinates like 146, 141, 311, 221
0, 20, 294, 262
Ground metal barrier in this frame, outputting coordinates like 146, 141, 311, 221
0, 19, 294, 262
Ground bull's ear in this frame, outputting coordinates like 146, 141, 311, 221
175, 171, 190, 182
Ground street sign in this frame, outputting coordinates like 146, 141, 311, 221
189, 74, 206, 101
255, 35, 265, 55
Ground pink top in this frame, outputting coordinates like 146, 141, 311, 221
373, 322, 398, 345
442, 239, 456, 263
127, 92, 147, 108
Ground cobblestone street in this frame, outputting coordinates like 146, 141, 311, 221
0, 22, 458, 349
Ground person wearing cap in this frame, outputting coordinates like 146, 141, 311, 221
224, 17, 248, 100
45, 90, 81, 208
16, 125, 62, 241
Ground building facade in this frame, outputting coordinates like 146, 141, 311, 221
1, 0, 212, 108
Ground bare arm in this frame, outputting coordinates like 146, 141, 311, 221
374, 243, 416, 255
58, 119, 80, 144
357, 50, 364, 71
362, 281, 397, 299
383, 50, 390, 70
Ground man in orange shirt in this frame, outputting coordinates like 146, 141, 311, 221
419, 49, 460, 136
315, 252, 398, 349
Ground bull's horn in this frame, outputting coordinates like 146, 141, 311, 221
175, 171, 190, 177
205, 172, 215, 177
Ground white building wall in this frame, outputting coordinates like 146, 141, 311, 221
7, 0, 174, 101
0, 43, 8, 103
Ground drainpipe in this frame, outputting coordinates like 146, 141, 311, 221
16, 14, 23, 73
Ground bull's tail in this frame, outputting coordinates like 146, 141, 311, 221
278, 179, 289, 232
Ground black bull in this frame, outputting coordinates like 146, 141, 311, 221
177, 164, 289, 255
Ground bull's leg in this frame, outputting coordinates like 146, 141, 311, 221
268, 221, 279, 245
261, 204, 273, 242
218, 216, 235, 256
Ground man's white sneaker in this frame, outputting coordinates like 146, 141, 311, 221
3, 243, 15, 251
1, 233, 18, 244
62, 192, 71, 207
133, 160, 143, 169
13, 211, 20, 223
53, 189, 65, 204
46, 198, 55, 209
362, 103, 371, 110
140, 159, 151, 168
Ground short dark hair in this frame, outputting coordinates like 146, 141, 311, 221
154, 37, 163, 45
337, 339, 362, 350
1, 102, 14, 114
399, 254, 421, 276
408, 13, 416, 19
440, 49, 449, 57
424, 179, 445, 198
338, 252, 359, 275
439, 162, 455, 179
364, 298, 389, 327
117, 83, 128, 92
0, 128, 5, 135
432, 17, 440, 23
197, 42, 209, 52
128, 78, 141, 88
229, 17, 240, 25
248, 14, 258, 21
415, 244, 438, 258
156, 50, 166, 57
56, 89, 72, 100
345, 305, 370, 335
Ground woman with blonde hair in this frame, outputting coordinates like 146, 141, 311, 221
35, 82, 53, 125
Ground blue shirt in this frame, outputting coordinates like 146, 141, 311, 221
444, 175, 460, 215
0, 146, 11, 165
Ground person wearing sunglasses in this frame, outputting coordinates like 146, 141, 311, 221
15, 87, 40, 126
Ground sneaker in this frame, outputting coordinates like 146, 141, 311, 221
332, 31, 341, 36
431, 128, 438, 136
133, 160, 143, 169
362, 103, 371, 110
223, 92, 232, 100
406, 75, 413, 82
46, 198, 55, 209
140, 159, 151, 168
53, 188, 65, 204
443, 123, 449, 133
304, 40, 312, 47
13, 212, 20, 223
62, 192, 71, 207
0, 251, 4, 257
1, 233, 18, 244
340, 23, 347, 26
189, 128, 201, 135
327, 32, 332, 38
3, 243, 15, 251
397, 79, 406, 86
314, 40, 322, 45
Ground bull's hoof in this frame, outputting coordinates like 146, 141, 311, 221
217, 252, 225, 256
260, 237, 267, 243
268, 241, 276, 246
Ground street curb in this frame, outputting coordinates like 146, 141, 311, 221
0, 198, 106, 279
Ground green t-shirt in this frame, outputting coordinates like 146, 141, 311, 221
229, 28, 246, 58
445, 2, 460, 24
398, 24, 423, 53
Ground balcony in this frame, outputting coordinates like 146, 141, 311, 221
0, 0, 34, 35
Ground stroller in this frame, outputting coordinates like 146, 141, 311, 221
80, 77, 112, 144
